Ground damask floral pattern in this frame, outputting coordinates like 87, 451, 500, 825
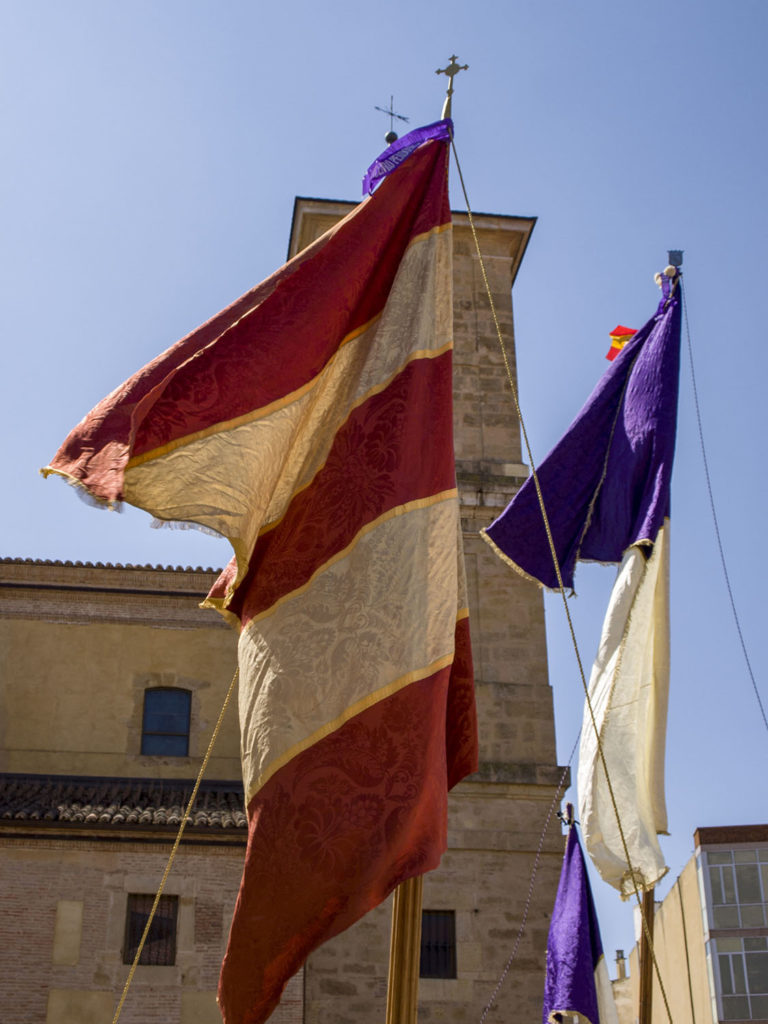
219, 623, 475, 1024
121, 230, 452, 579
46, 132, 476, 1024
225, 351, 455, 624
236, 498, 464, 803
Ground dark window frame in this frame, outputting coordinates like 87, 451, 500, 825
123, 893, 179, 966
141, 687, 191, 757
420, 909, 457, 979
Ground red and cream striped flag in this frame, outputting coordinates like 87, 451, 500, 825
44, 134, 477, 1023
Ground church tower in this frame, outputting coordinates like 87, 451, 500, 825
289, 200, 568, 1022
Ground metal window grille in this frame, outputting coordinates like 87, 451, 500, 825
123, 894, 178, 965
141, 688, 191, 757
420, 909, 456, 979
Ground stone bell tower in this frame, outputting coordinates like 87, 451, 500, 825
289, 198, 568, 1023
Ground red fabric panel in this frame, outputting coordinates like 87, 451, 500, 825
217, 616, 476, 1024
444, 616, 478, 790
47, 141, 450, 503
208, 350, 456, 621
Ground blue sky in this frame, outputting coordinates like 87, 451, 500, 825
3, 0, 767, 989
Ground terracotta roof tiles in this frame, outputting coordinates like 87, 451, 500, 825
0, 774, 247, 831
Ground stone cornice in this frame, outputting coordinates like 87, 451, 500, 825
457, 460, 528, 516
0, 824, 246, 847
469, 762, 570, 788
0, 559, 229, 629
288, 198, 536, 288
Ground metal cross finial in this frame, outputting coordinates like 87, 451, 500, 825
374, 96, 410, 144
436, 55, 468, 119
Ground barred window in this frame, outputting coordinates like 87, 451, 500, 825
713, 935, 768, 1020
141, 688, 191, 756
420, 909, 456, 979
123, 894, 178, 966
706, 848, 768, 929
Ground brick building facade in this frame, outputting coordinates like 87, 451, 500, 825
0, 199, 567, 1023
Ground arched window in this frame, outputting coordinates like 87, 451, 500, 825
141, 688, 191, 756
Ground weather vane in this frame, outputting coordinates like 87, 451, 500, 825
436, 55, 468, 118
374, 96, 410, 145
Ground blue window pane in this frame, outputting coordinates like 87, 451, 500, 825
144, 708, 188, 734
141, 689, 190, 756
142, 733, 189, 756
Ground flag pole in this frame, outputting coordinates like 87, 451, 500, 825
638, 887, 656, 1024
384, 59, 470, 1024
385, 875, 424, 1024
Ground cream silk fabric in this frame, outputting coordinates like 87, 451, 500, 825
577, 523, 670, 896
123, 227, 452, 592
238, 496, 466, 804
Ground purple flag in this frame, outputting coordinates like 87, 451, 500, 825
482, 278, 682, 590
362, 119, 453, 195
544, 815, 616, 1024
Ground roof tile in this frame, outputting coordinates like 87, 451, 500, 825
0, 774, 247, 831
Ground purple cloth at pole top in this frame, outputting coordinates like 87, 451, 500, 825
543, 822, 604, 1024
362, 119, 453, 195
484, 280, 681, 590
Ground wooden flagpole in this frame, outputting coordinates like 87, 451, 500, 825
638, 887, 656, 1024
385, 875, 424, 1024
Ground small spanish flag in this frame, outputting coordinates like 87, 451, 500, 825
606, 325, 637, 361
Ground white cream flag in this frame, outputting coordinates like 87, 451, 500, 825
483, 271, 682, 895
577, 524, 671, 896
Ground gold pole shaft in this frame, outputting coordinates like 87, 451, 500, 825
385, 875, 424, 1024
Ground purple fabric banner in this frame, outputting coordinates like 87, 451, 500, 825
362, 119, 453, 195
483, 281, 681, 590
543, 819, 604, 1024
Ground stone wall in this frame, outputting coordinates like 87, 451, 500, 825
0, 560, 241, 780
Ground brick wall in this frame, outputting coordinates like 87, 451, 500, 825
0, 838, 303, 1024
